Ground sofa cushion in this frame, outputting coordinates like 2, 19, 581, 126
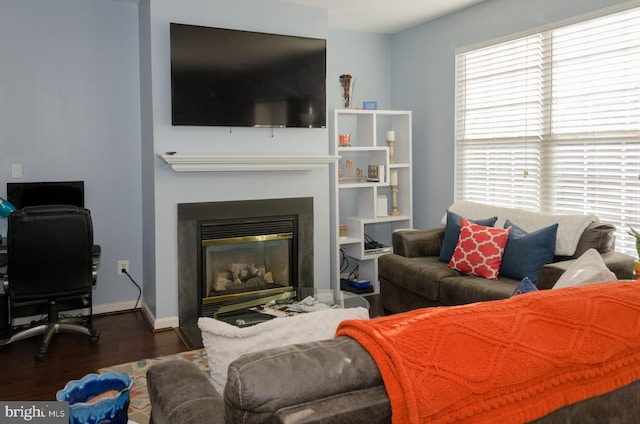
439, 275, 520, 305
552, 248, 617, 290
512, 277, 539, 296
448, 218, 510, 280
499, 220, 558, 282
438, 210, 498, 262
379, 255, 458, 302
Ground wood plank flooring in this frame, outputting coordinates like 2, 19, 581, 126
0, 310, 186, 401
0, 294, 383, 402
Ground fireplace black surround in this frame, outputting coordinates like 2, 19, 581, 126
177, 197, 314, 348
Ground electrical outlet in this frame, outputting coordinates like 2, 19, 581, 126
117, 260, 130, 275
11, 163, 22, 179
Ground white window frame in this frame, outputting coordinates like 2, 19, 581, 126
455, 4, 640, 257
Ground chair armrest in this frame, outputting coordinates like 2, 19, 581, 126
147, 360, 225, 424
92, 245, 101, 285
0, 252, 6, 280
92, 245, 101, 264
392, 228, 444, 258
537, 251, 635, 290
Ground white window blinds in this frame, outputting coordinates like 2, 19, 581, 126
455, 6, 640, 256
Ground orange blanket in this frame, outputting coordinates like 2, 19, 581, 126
336, 281, 640, 423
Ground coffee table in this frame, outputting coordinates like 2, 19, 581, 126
214, 287, 369, 327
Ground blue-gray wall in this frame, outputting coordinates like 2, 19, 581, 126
390, 0, 633, 229
0, 0, 391, 323
0, 0, 143, 311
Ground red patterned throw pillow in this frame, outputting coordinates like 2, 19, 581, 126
448, 218, 511, 280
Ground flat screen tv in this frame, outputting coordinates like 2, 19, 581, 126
170, 23, 326, 128
7, 181, 84, 209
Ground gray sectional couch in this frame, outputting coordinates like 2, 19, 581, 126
146, 203, 639, 423
147, 331, 640, 424
379, 206, 635, 314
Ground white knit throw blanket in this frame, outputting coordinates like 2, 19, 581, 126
447, 201, 598, 256
198, 306, 370, 395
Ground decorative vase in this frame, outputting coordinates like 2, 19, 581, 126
339, 74, 354, 108
56, 372, 132, 424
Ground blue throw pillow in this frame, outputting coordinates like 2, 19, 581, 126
438, 210, 498, 262
511, 277, 539, 296
499, 220, 558, 282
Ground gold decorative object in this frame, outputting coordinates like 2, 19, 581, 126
339, 159, 365, 183
386, 130, 397, 164
390, 170, 400, 216
339, 74, 353, 109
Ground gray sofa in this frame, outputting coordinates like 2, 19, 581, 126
378, 221, 635, 314
147, 334, 640, 423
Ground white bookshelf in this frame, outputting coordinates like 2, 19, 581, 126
330, 109, 413, 293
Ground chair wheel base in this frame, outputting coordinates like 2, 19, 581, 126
90, 330, 100, 344
34, 351, 45, 361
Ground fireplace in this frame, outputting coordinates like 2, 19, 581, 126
200, 217, 298, 317
177, 197, 313, 348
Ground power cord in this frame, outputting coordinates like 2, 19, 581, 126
364, 234, 384, 249
348, 265, 359, 280
339, 247, 360, 280
121, 269, 142, 311
340, 247, 350, 273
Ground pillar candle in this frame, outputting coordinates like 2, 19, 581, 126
390, 170, 398, 186
386, 130, 395, 142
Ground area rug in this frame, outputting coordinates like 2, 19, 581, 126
98, 349, 209, 424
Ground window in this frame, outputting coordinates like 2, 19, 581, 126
455, 6, 640, 256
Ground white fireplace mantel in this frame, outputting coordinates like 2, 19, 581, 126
158, 153, 339, 172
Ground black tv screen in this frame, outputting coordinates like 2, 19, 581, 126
170, 23, 326, 128
7, 181, 84, 209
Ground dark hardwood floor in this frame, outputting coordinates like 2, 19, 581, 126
0, 294, 384, 402
0, 310, 187, 401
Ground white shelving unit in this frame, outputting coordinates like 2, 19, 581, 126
330, 109, 413, 294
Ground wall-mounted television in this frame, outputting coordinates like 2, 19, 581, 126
170, 23, 326, 128
7, 181, 85, 209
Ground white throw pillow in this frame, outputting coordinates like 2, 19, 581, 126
552, 248, 617, 289
198, 307, 369, 395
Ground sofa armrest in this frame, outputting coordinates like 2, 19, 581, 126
536, 251, 635, 290
225, 337, 384, 423
147, 360, 225, 424
392, 228, 444, 258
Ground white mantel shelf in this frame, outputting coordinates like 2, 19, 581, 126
159, 153, 339, 172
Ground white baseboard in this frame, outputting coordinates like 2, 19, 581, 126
138, 302, 179, 331
9, 300, 179, 332
93, 300, 138, 315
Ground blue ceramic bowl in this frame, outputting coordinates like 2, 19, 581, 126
56, 372, 132, 424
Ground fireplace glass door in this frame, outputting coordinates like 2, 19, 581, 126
203, 233, 293, 301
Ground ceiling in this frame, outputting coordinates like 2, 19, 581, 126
281, 0, 486, 34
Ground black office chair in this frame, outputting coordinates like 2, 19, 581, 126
0, 205, 100, 360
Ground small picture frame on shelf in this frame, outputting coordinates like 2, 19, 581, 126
363, 101, 377, 110
367, 164, 385, 182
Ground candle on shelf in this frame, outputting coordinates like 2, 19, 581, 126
390, 170, 398, 186
386, 130, 395, 142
